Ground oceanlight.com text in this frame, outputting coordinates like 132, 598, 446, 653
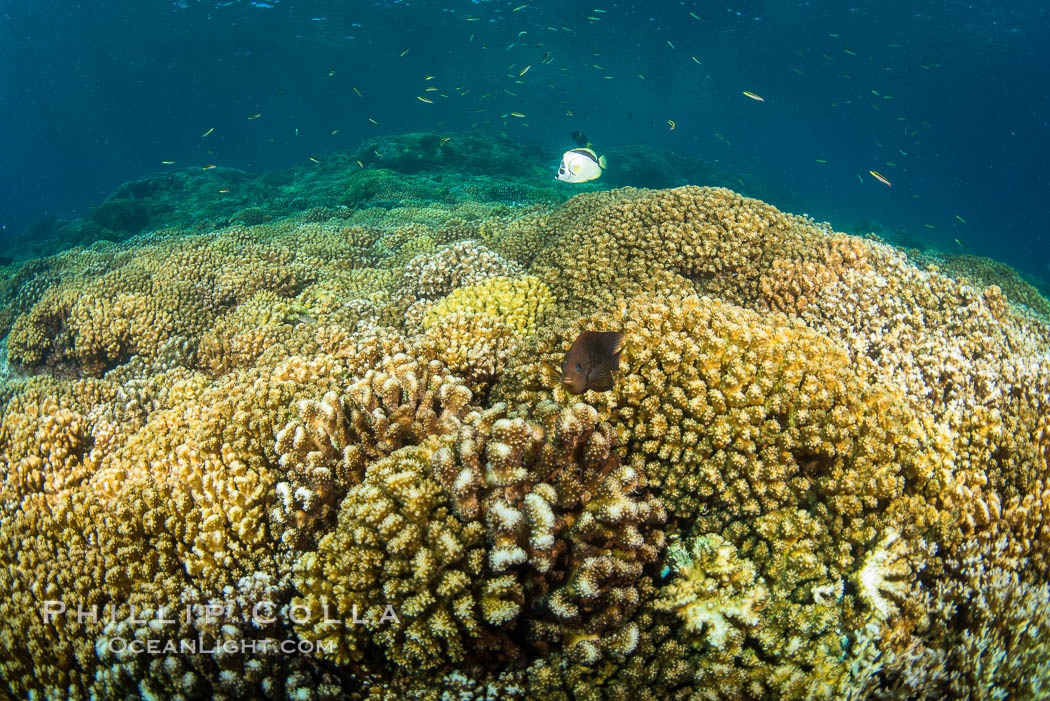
104, 637, 337, 656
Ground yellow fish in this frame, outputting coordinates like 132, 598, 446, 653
667, 119, 676, 130
161, 160, 175, 165
201, 127, 214, 137
417, 96, 434, 103
743, 91, 765, 102
869, 170, 892, 187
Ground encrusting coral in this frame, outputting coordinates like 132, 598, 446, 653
1, 177, 1049, 700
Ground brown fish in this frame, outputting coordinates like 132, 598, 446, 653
557, 330, 625, 394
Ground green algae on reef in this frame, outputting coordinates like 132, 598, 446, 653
5, 131, 802, 266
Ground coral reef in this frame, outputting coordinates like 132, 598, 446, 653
273, 353, 475, 548
396, 240, 524, 310
290, 440, 498, 668
431, 401, 666, 664
911, 250, 1050, 317
1, 173, 1049, 700
496, 292, 924, 548
351, 132, 549, 178
526, 186, 835, 320
410, 311, 517, 392
421, 274, 553, 337
292, 400, 664, 671
655, 534, 767, 649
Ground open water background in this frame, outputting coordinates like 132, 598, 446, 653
1, 0, 1047, 283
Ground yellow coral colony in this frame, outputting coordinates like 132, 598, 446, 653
422, 274, 553, 336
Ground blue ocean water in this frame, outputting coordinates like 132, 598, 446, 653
0, 0, 1048, 283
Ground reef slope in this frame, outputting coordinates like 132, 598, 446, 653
2, 180, 1049, 700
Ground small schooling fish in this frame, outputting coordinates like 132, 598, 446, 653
869, 170, 892, 187
546, 330, 625, 394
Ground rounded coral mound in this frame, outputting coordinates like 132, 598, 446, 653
2, 180, 1050, 700
422, 274, 553, 337
497, 293, 922, 540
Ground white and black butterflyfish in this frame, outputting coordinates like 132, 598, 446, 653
555, 146, 607, 183
556, 131, 607, 183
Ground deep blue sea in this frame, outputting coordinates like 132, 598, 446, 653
1, 0, 1048, 282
